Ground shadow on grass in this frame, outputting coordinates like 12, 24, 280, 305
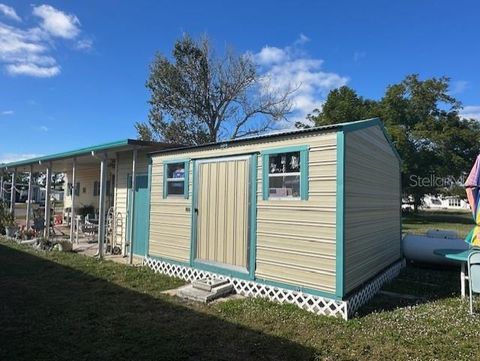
0, 244, 314, 361
356, 262, 461, 317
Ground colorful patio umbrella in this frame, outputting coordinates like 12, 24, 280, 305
464, 155, 480, 247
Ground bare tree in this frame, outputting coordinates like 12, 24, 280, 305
136, 34, 294, 145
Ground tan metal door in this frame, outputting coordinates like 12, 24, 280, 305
196, 156, 250, 269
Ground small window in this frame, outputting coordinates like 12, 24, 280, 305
164, 160, 189, 198
262, 147, 308, 200
68, 182, 80, 197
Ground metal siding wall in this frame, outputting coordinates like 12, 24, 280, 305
149, 131, 337, 293
344, 126, 401, 294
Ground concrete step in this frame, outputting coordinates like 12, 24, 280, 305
192, 277, 229, 291
177, 279, 234, 303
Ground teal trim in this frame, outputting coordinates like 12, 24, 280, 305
148, 254, 191, 268
248, 154, 258, 279
255, 277, 339, 300
183, 160, 189, 199
262, 154, 269, 201
162, 163, 167, 199
189, 160, 198, 266
163, 158, 190, 199
146, 158, 153, 257
1, 139, 155, 169
127, 172, 149, 256
193, 260, 251, 280
300, 148, 309, 200
261, 145, 309, 200
260, 145, 309, 156
335, 131, 345, 299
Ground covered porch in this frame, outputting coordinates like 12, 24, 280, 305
0, 139, 174, 263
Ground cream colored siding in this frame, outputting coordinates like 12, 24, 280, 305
114, 151, 149, 250
344, 125, 401, 294
64, 165, 103, 211
149, 131, 337, 293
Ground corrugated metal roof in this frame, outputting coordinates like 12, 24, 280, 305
148, 118, 379, 156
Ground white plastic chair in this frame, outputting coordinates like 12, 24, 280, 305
468, 251, 480, 314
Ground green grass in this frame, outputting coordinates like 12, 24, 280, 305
403, 210, 473, 238
2, 210, 480, 360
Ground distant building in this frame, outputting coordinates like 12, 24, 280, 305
422, 194, 470, 211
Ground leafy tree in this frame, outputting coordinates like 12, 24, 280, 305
304, 86, 376, 126
307, 74, 480, 211
136, 35, 293, 144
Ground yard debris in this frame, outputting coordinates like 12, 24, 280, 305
18, 237, 73, 252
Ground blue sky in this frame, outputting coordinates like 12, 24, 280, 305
0, 0, 479, 162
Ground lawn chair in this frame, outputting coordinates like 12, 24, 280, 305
468, 250, 480, 314
81, 217, 98, 243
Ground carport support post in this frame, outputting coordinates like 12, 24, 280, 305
10, 169, 16, 215
128, 148, 137, 265
0, 174, 4, 202
69, 158, 77, 244
97, 155, 107, 259
44, 163, 52, 238
26, 165, 33, 230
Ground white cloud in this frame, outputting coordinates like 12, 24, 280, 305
353, 51, 366, 62
32, 5, 80, 39
0, 153, 43, 164
255, 46, 287, 65
7, 62, 60, 77
451, 80, 469, 95
0, 4, 89, 78
75, 38, 93, 51
0, 3, 21, 22
1, 109, 13, 115
294, 33, 310, 45
460, 105, 480, 121
38, 125, 49, 132
254, 35, 348, 126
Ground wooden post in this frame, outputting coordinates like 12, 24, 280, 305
128, 148, 137, 265
97, 155, 107, 258
10, 169, 16, 215
69, 158, 77, 244
26, 165, 33, 229
44, 163, 52, 238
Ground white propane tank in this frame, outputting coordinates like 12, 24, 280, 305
402, 233, 469, 265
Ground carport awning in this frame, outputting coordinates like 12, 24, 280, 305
0, 139, 174, 173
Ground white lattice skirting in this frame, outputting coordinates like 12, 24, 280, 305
144, 257, 405, 320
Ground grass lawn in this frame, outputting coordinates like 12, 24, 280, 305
403, 210, 473, 238
2, 211, 480, 360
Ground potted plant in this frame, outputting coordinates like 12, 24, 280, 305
4, 213, 17, 238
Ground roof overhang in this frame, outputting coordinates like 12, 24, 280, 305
1, 139, 180, 173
